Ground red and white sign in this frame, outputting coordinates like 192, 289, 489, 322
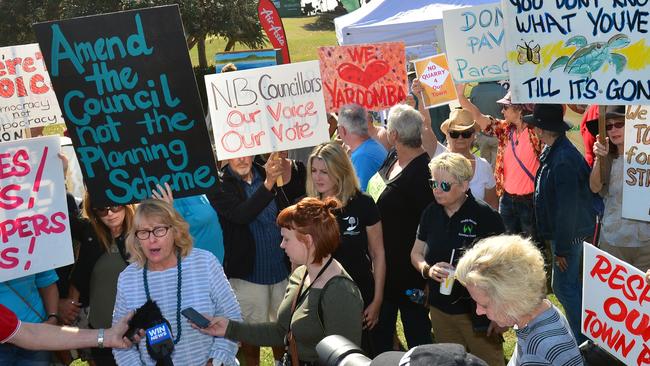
583, 243, 650, 366
258, 0, 290, 64
0, 136, 73, 281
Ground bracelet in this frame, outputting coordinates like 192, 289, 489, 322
421, 264, 431, 279
47, 313, 61, 323
97, 328, 105, 349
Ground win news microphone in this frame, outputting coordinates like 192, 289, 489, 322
125, 300, 175, 366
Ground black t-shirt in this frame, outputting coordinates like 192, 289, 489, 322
376, 150, 434, 300
333, 192, 381, 306
417, 192, 505, 315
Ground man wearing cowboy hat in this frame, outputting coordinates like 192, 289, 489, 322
525, 104, 596, 346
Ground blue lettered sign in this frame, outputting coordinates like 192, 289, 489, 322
32, 5, 218, 206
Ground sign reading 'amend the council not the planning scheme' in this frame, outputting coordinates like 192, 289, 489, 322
33, 5, 218, 206
502, 0, 650, 105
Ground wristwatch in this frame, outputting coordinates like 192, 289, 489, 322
47, 313, 61, 323
421, 264, 431, 279
97, 328, 105, 349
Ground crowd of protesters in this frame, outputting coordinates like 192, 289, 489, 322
2, 77, 649, 366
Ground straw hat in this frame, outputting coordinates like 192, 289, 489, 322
440, 108, 476, 135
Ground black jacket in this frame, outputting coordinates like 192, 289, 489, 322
213, 158, 305, 278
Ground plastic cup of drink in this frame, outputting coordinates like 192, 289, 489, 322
439, 268, 456, 295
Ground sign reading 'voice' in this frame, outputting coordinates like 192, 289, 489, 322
33, 5, 218, 206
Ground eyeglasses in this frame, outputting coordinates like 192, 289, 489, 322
135, 226, 171, 240
93, 206, 124, 217
449, 130, 474, 139
429, 179, 457, 192
605, 121, 625, 131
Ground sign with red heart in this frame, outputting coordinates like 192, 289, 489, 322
318, 42, 407, 113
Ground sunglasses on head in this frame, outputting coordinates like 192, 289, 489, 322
449, 130, 474, 139
93, 206, 124, 217
429, 179, 456, 192
605, 121, 625, 131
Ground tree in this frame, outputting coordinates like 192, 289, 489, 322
0, 0, 59, 46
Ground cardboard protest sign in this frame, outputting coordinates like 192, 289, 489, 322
0, 136, 73, 281
318, 42, 408, 113
412, 54, 458, 109
443, 3, 508, 83
33, 5, 218, 206
0, 43, 65, 142
215, 49, 281, 73
205, 61, 329, 160
623, 105, 650, 222
502, 1, 650, 104
583, 243, 650, 365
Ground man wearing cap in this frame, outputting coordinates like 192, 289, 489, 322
525, 104, 596, 345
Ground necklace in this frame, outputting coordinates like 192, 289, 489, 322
143, 251, 182, 344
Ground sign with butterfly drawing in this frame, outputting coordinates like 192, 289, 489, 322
412, 54, 458, 108
502, 0, 650, 105
318, 42, 408, 113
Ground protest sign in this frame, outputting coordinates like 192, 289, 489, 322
443, 3, 508, 83
33, 5, 218, 206
318, 42, 408, 113
412, 54, 458, 109
623, 105, 650, 222
502, 0, 650, 104
205, 61, 329, 160
583, 243, 650, 365
0, 136, 73, 281
215, 49, 281, 73
0, 43, 65, 142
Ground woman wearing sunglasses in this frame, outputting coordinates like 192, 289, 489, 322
59, 193, 135, 365
589, 106, 650, 271
112, 200, 241, 366
411, 152, 506, 366
441, 108, 498, 209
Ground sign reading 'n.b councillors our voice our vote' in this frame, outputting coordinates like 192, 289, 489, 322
583, 243, 650, 366
623, 105, 650, 222
0, 136, 73, 281
443, 3, 508, 83
502, 0, 650, 105
0, 43, 65, 142
205, 61, 329, 160
33, 5, 218, 206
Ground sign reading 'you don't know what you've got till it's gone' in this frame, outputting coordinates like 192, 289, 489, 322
33, 5, 218, 206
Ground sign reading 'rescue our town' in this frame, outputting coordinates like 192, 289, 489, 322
623, 105, 650, 222
205, 61, 329, 160
0, 136, 73, 281
0, 43, 65, 142
33, 5, 218, 206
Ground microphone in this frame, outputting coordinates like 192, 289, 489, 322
125, 300, 175, 366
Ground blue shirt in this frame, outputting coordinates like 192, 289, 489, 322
1, 270, 58, 323
174, 195, 225, 263
351, 138, 388, 191
238, 167, 287, 285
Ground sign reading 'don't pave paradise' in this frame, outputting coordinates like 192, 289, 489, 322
318, 42, 407, 113
412, 53, 458, 109
205, 61, 329, 160
32, 5, 218, 206
502, 0, 650, 105
623, 105, 650, 222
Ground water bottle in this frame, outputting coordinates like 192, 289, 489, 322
405, 288, 425, 305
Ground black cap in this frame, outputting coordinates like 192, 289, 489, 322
523, 104, 571, 132
585, 105, 626, 137
370, 344, 488, 366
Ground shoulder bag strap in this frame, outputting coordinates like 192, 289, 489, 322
509, 128, 536, 182
3, 282, 45, 321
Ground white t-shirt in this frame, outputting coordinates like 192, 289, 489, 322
469, 155, 496, 201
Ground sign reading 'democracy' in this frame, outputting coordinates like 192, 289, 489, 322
623, 105, 650, 222
442, 3, 507, 83
205, 61, 329, 160
33, 5, 218, 206
502, 0, 650, 104
0, 43, 65, 142
318, 42, 407, 113
583, 243, 650, 365
0, 136, 73, 281
412, 54, 458, 109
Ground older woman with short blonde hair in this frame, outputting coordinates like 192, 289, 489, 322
411, 152, 505, 365
112, 200, 241, 366
456, 235, 583, 366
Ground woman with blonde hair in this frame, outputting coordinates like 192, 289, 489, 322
307, 141, 386, 356
112, 200, 241, 366
456, 235, 583, 366
411, 152, 505, 366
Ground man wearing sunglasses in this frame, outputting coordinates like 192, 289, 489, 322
525, 104, 596, 346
